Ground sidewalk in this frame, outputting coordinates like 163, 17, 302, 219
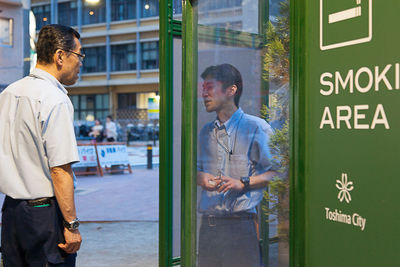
75, 168, 159, 266
0, 168, 159, 267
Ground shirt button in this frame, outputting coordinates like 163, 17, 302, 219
218, 156, 222, 161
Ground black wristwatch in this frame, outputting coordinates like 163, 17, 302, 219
240, 176, 250, 189
63, 218, 80, 231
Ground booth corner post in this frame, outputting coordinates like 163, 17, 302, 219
181, 0, 198, 266
159, 0, 174, 266
289, 0, 306, 266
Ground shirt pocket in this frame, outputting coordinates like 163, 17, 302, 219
228, 154, 249, 179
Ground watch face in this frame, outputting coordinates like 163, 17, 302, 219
71, 221, 80, 229
240, 176, 250, 187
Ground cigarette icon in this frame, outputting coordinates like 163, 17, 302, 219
329, 2, 362, 24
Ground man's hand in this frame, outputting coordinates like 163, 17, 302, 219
58, 228, 82, 254
217, 176, 245, 193
197, 172, 222, 191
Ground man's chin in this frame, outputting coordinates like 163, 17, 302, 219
204, 106, 215, 113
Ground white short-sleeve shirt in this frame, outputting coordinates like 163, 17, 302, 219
0, 68, 79, 199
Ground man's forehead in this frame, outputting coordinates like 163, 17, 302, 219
74, 37, 82, 50
203, 78, 220, 85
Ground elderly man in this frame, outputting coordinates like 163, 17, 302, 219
0, 24, 83, 266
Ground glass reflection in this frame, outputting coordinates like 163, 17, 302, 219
197, 64, 278, 267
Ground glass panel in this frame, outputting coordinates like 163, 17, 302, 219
141, 0, 159, 18
111, 0, 136, 21
111, 43, 136, 71
172, 37, 182, 259
32, 5, 51, 31
70, 95, 78, 107
103, 94, 109, 109
118, 93, 137, 109
87, 95, 95, 109
172, 0, 182, 20
80, 95, 87, 109
95, 94, 103, 109
83, 0, 106, 25
95, 110, 103, 120
198, 0, 258, 34
82, 46, 106, 73
196, 0, 290, 266
58, 1, 78, 26
141, 41, 159, 70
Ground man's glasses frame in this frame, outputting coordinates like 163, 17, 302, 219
65, 50, 85, 60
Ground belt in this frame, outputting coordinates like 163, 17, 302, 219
26, 197, 54, 207
204, 213, 256, 227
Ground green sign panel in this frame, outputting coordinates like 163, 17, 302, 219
303, 0, 400, 266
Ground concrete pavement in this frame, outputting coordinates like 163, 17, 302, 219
0, 167, 160, 267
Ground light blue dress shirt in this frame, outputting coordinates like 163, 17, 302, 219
0, 68, 79, 199
198, 108, 275, 215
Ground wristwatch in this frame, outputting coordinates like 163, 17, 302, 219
63, 218, 80, 231
240, 176, 250, 189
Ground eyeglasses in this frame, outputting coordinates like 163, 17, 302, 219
66, 50, 85, 60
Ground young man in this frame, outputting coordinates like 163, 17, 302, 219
0, 24, 83, 266
197, 64, 277, 267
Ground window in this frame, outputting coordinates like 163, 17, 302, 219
32, 5, 51, 31
141, 0, 159, 18
173, 0, 182, 15
118, 93, 137, 110
83, 0, 106, 25
58, 1, 77, 26
70, 94, 109, 121
141, 41, 158, 70
210, 21, 242, 31
111, 0, 136, 21
82, 46, 106, 73
0, 18, 13, 47
111, 43, 136, 71
199, 0, 242, 11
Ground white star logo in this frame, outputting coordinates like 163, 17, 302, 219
336, 173, 354, 203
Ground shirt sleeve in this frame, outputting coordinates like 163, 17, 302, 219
42, 101, 79, 168
249, 124, 276, 175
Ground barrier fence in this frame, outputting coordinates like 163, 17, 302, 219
73, 142, 132, 176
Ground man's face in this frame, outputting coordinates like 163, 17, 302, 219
202, 77, 229, 113
60, 37, 83, 86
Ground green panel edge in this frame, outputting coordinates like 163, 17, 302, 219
181, 0, 198, 266
159, 0, 174, 266
290, 0, 306, 266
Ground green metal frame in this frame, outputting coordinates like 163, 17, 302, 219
159, 0, 174, 266
181, 1, 198, 266
289, 0, 306, 266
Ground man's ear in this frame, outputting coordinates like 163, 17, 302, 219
54, 49, 64, 66
228, 85, 238, 97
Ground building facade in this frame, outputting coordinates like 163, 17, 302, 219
30, 0, 252, 125
31, 0, 162, 124
0, 0, 30, 92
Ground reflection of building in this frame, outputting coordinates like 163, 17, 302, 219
197, 0, 258, 33
31, 0, 160, 122
0, 0, 30, 92
29, 0, 253, 122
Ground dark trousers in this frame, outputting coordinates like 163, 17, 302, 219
198, 215, 261, 267
1, 196, 76, 267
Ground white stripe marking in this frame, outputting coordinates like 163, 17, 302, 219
329, 6, 362, 24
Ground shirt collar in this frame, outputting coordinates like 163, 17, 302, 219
30, 68, 68, 95
214, 108, 244, 135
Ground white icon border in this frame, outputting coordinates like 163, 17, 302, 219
320, 0, 373, 51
